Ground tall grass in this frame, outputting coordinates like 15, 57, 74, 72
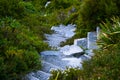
98, 17, 120, 48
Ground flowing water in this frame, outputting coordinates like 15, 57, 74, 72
25, 24, 98, 80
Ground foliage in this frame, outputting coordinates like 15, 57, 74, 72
24, 0, 48, 12
49, 68, 82, 80
98, 17, 120, 48
0, 0, 25, 18
76, 0, 120, 31
0, 16, 49, 79
79, 45, 120, 80
0, 49, 41, 80
46, 0, 76, 13
19, 1, 37, 14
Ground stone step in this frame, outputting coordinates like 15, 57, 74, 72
96, 27, 100, 39
85, 49, 94, 57
62, 57, 82, 68
24, 71, 51, 80
24, 72, 39, 80
60, 45, 83, 56
33, 71, 51, 80
42, 55, 69, 69
74, 38, 87, 49
40, 51, 63, 57
87, 32, 98, 49
41, 61, 63, 73
25, 26, 100, 80
42, 55, 83, 69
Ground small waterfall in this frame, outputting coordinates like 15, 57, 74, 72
25, 24, 99, 80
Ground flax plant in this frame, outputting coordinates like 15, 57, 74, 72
98, 17, 120, 48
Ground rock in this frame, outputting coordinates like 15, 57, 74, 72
74, 38, 87, 49
96, 27, 100, 39
46, 24, 76, 48
85, 49, 94, 56
34, 71, 51, 80
62, 57, 82, 68
24, 72, 39, 80
72, 52, 85, 58
61, 45, 83, 56
40, 51, 62, 56
80, 54, 91, 61
64, 31, 75, 38
87, 32, 98, 49
41, 61, 63, 73
60, 45, 70, 52
41, 55, 68, 69
44, 33, 67, 48
67, 24, 76, 31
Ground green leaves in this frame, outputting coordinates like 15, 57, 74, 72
10, 19, 21, 28
49, 68, 82, 80
19, 1, 37, 14
0, 0, 25, 18
0, 16, 49, 80
98, 17, 120, 48
0, 17, 21, 28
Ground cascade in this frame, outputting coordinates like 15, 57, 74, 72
24, 24, 99, 80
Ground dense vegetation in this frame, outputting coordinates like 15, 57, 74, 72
49, 17, 120, 80
0, 0, 50, 79
0, 0, 120, 80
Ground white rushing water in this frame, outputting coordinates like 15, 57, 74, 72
26, 24, 98, 80
43, 24, 83, 67
44, 24, 76, 48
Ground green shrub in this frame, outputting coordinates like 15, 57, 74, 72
24, 0, 48, 11
79, 45, 120, 80
98, 17, 120, 48
0, 48, 41, 80
49, 68, 82, 80
74, 0, 120, 37
0, 17, 49, 80
19, 1, 37, 14
0, 0, 52, 80
46, 0, 72, 13
0, 0, 25, 18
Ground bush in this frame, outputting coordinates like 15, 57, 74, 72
0, 0, 25, 18
80, 45, 120, 80
98, 17, 120, 48
0, 17, 49, 80
46, 0, 73, 13
76, 0, 120, 31
49, 68, 82, 80
0, 0, 51, 80
19, 1, 37, 14
0, 48, 41, 80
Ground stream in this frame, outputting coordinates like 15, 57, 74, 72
25, 24, 98, 80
